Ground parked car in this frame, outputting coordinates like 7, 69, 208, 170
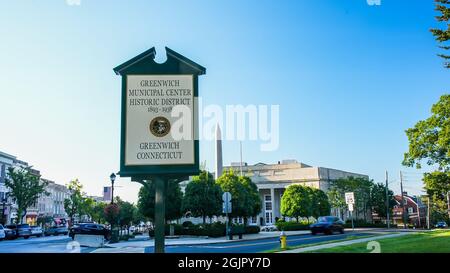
3, 226, 16, 240
310, 216, 345, 235
30, 226, 43, 237
69, 223, 111, 240
0, 224, 5, 241
6, 224, 32, 239
45, 226, 69, 236
435, 221, 448, 229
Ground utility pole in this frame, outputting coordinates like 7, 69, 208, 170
385, 171, 390, 229
400, 171, 407, 229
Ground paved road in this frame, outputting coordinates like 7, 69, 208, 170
0, 235, 95, 253
144, 231, 375, 253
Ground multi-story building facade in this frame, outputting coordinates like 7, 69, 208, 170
223, 160, 369, 226
37, 179, 70, 222
180, 159, 369, 226
1, 150, 70, 225
0, 151, 16, 225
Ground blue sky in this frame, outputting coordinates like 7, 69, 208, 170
0, 0, 448, 202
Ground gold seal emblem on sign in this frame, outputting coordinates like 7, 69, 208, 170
149, 116, 171, 137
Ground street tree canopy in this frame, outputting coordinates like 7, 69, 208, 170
430, 0, 450, 68
182, 171, 223, 224
4, 166, 49, 224
403, 95, 450, 171
281, 185, 330, 222
216, 169, 261, 222
137, 180, 183, 222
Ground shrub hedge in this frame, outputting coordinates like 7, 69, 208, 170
275, 221, 310, 231
149, 222, 260, 237
344, 220, 398, 229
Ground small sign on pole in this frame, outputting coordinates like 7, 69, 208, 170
222, 192, 232, 239
222, 201, 232, 214
345, 192, 355, 205
348, 203, 354, 212
345, 192, 355, 231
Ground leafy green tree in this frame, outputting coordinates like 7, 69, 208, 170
240, 175, 262, 221
280, 185, 312, 222
104, 203, 120, 225
403, 95, 450, 171
370, 183, 395, 219
430, 0, 450, 68
327, 188, 347, 219
137, 180, 183, 222
403, 95, 450, 222
182, 171, 223, 224
64, 179, 93, 225
80, 197, 95, 221
216, 169, 261, 223
423, 172, 450, 222
132, 207, 147, 225
115, 197, 136, 231
4, 166, 49, 224
311, 188, 331, 218
329, 177, 373, 221
91, 202, 107, 224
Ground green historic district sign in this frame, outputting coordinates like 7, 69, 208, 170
113, 47, 206, 179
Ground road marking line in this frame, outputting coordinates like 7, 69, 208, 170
177, 233, 369, 249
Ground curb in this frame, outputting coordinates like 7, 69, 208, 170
106, 232, 312, 248
278, 232, 408, 253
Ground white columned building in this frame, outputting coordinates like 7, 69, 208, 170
224, 160, 369, 226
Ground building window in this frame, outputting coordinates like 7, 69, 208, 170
264, 195, 273, 225
265, 212, 273, 224
264, 195, 272, 211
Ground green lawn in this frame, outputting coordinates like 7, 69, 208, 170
312, 230, 450, 253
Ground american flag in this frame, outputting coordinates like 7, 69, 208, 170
103, 186, 112, 202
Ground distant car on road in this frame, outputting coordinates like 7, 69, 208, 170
0, 224, 5, 241
310, 216, 345, 235
69, 223, 111, 240
435, 221, 448, 229
45, 226, 69, 236
6, 224, 32, 239
30, 226, 43, 237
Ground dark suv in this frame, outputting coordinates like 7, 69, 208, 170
310, 216, 345, 235
69, 223, 111, 240
44, 226, 69, 236
6, 224, 32, 239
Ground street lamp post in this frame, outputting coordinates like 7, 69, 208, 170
1, 197, 6, 225
110, 173, 116, 204
109, 173, 118, 243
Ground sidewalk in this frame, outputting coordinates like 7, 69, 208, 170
279, 232, 408, 253
92, 230, 311, 253
91, 228, 392, 253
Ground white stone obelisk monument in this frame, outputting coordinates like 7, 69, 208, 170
215, 123, 223, 179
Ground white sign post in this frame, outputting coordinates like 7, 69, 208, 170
345, 192, 355, 231
222, 192, 232, 239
